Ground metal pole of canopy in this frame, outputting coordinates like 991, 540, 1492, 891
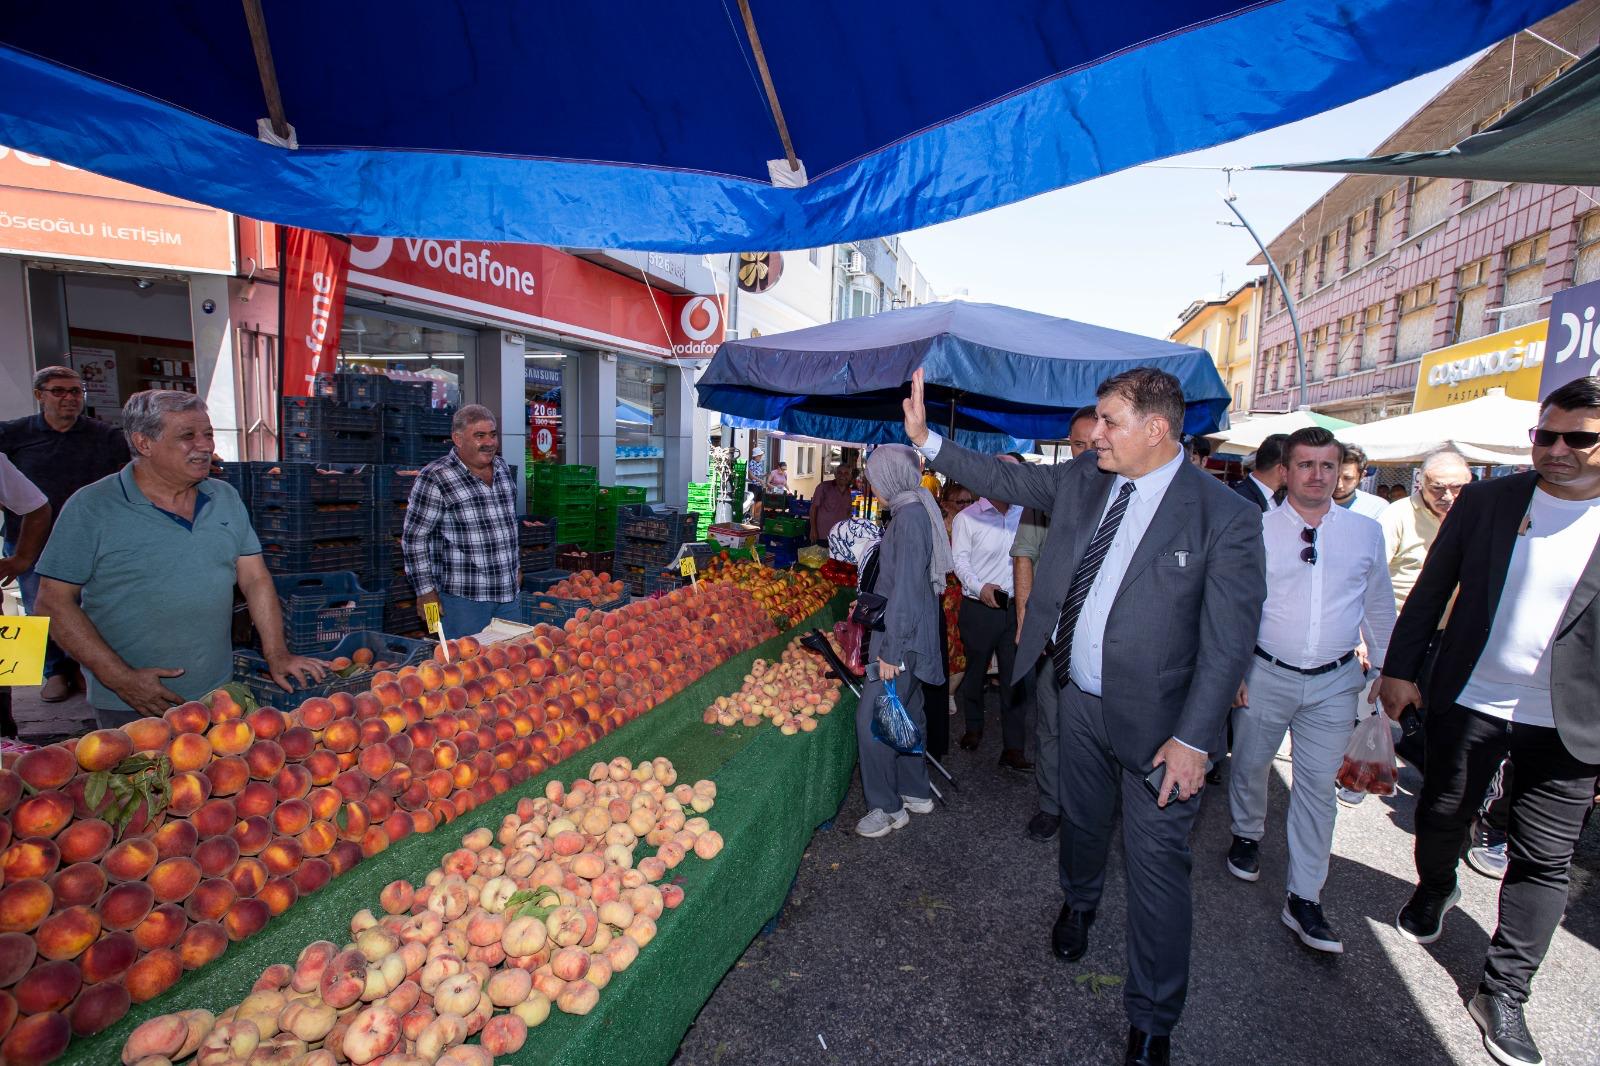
241, 0, 291, 140
735, 0, 800, 174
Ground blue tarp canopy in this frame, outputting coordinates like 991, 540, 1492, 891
696, 301, 1229, 450
0, 0, 1567, 251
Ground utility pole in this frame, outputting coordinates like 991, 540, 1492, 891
1219, 172, 1308, 410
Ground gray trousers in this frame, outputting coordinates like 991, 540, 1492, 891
1057, 677, 1202, 1036
1032, 659, 1061, 815
1227, 656, 1363, 902
856, 660, 931, 814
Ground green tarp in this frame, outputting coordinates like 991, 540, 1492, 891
68, 594, 857, 1066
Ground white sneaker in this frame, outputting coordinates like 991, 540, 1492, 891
902, 795, 934, 815
856, 808, 910, 838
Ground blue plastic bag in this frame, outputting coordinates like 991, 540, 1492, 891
871, 678, 924, 755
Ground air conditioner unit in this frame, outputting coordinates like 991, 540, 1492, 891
845, 251, 866, 276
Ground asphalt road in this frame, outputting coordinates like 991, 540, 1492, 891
674, 692, 1600, 1066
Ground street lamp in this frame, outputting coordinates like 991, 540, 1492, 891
1218, 172, 1308, 411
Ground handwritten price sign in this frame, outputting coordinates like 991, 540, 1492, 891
0, 616, 49, 686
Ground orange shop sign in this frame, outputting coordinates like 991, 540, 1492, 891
0, 146, 234, 273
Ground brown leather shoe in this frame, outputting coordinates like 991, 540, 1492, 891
958, 730, 982, 750
998, 749, 1035, 773
40, 675, 73, 703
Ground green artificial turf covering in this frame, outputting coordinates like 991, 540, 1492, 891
65, 592, 856, 1066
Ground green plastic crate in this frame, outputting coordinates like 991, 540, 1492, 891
763, 515, 808, 538
529, 462, 598, 486
596, 485, 647, 509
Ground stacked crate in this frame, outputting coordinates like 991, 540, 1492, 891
271, 572, 383, 655
595, 485, 645, 550
518, 516, 559, 575
380, 401, 453, 466
373, 465, 422, 635
687, 481, 713, 539
530, 462, 598, 550
760, 513, 808, 569
280, 395, 380, 464
614, 504, 700, 594
249, 462, 376, 583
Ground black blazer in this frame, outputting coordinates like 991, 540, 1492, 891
1385, 471, 1600, 764
1232, 477, 1271, 512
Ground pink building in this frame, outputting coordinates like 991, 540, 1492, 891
1252, 1, 1600, 421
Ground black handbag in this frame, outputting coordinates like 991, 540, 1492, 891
851, 548, 887, 631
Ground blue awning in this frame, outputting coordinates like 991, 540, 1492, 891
0, 0, 1565, 250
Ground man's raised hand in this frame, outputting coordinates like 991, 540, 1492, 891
902, 368, 929, 446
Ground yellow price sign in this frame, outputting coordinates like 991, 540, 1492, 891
0, 615, 50, 687
679, 556, 697, 577
423, 601, 441, 630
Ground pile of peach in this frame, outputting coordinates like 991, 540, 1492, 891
121, 756, 722, 1066
700, 556, 835, 625
702, 638, 840, 735
535, 571, 625, 606
0, 581, 773, 1065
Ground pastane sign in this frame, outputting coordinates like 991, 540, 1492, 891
1414, 322, 1547, 411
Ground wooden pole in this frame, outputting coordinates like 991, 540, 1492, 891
241, 0, 291, 140
735, 0, 799, 173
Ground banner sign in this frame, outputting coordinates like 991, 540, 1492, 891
1413, 322, 1546, 411
0, 616, 49, 687
670, 294, 726, 358
280, 229, 350, 397
1539, 279, 1600, 399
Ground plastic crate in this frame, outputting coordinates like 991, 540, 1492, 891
529, 463, 598, 487
518, 570, 627, 625
380, 434, 451, 466
373, 501, 409, 539
616, 540, 679, 569
761, 492, 791, 514
556, 546, 613, 574
284, 431, 381, 464
214, 462, 252, 504
519, 546, 555, 574
250, 462, 373, 505
788, 498, 811, 517
272, 572, 384, 654
260, 539, 369, 578
381, 404, 453, 437
616, 505, 698, 545
596, 485, 647, 509
371, 464, 419, 502
311, 373, 380, 407
374, 376, 433, 406
762, 515, 808, 539
254, 503, 371, 541
519, 518, 559, 549
283, 396, 381, 435
234, 630, 431, 709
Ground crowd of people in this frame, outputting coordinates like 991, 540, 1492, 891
835, 368, 1599, 1066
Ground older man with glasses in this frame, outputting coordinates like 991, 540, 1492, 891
0, 365, 130, 701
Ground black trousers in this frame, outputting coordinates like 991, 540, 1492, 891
1058, 677, 1201, 1035
956, 598, 1024, 750
1415, 704, 1600, 1002
920, 596, 951, 759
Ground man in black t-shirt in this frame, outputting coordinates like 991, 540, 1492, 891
0, 365, 131, 700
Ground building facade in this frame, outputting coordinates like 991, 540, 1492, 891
1251, 2, 1600, 421
1169, 277, 1263, 416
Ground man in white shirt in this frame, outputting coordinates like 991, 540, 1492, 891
951, 455, 1029, 769
1332, 443, 1389, 520
1225, 427, 1395, 954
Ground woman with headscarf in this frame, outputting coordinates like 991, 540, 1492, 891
853, 444, 953, 837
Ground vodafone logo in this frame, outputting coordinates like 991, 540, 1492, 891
679, 296, 721, 341
348, 236, 393, 270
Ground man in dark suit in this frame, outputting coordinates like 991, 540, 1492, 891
904, 368, 1265, 1066
1376, 376, 1600, 1066
1232, 432, 1288, 512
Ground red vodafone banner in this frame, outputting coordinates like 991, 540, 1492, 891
280, 228, 350, 396
670, 294, 726, 358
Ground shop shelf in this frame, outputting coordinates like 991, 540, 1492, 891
272, 571, 384, 654
234, 630, 431, 709
616, 504, 698, 545
284, 431, 381, 464
250, 462, 374, 504
373, 376, 434, 406
310, 373, 380, 407
556, 546, 613, 574
375, 464, 421, 502
253, 502, 371, 541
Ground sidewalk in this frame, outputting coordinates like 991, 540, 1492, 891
8, 683, 95, 745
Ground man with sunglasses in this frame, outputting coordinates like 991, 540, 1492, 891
1376, 377, 1600, 1066
1225, 426, 1395, 955
0, 365, 130, 701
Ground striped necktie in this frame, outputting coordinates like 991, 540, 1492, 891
1051, 481, 1135, 688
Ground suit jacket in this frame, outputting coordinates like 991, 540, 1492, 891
929, 440, 1266, 770
1384, 471, 1600, 764
1232, 477, 1271, 512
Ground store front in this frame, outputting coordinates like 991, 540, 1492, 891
1412, 320, 1546, 411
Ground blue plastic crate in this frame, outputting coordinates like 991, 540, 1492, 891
374, 464, 421, 502
373, 500, 409, 539
311, 373, 380, 407
518, 570, 628, 625
215, 462, 252, 504
382, 404, 454, 437
260, 539, 369, 578
249, 462, 372, 504
254, 503, 370, 541
234, 630, 431, 709
272, 571, 383, 653
520, 547, 555, 575
615, 504, 699, 545
283, 396, 380, 435
380, 433, 451, 466
616, 539, 678, 568
284, 431, 381, 464
519, 517, 559, 549
374, 377, 433, 406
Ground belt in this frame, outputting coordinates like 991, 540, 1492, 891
1253, 647, 1355, 676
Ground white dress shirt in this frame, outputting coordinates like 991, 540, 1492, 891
951, 498, 1022, 599
1257, 501, 1396, 670
1338, 488, 1388, 521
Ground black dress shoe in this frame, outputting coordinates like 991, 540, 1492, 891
1125, 1027, 1171, 1066
1395, 883, 1461, 945
998, 748, 1034, 773
1051, 903, 1094, 961
1282, 892, 1343, 953
1468, 990, 1544, 1065
1226, 835, 1260, 882
1025, 811, 1060, 841
958, 730, 982, 750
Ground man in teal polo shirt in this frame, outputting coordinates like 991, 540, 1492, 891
36, 391, 326, 726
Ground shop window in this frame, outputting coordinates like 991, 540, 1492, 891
1574, 213, 1600, 287
338, 310, 472, 408
616, 358, 667, 503
525, 355, 566, 465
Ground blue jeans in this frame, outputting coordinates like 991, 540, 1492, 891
435, 592, 519, 640
3, 539, 71, 679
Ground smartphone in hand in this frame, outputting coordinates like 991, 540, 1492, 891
1143, 762, 1213, 804
993, 589, 1010, 610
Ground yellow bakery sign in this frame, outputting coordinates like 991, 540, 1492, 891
1413, 321, 1547, 411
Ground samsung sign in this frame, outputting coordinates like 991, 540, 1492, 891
1538, 279, 1600, 398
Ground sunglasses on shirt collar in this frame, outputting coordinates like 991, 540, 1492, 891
1300, 526, 1317, 565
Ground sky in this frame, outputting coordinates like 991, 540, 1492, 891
899, 57, 1479, 340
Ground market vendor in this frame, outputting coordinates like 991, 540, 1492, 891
34, 391, 326, 726
403, 404, 521, 639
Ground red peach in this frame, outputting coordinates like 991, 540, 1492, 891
167, 770, 212, 817
258, 876, 299, 916
226, 856, 268, 898
297, 696, 336, 730
124, 716, 175, 753
307, 785, 341, 822
184, 877, 238, 922
323, 717, 360, 754
0, 931, 35, 986
163, 700, 210, 734
125, 948, 183, 1002
261, 837, 305, 876
304, 750, 341, 786
245, 738, 286, 780
77, 929, 137, 984
382, 811, 413, 844
2, 837, 59, 882
147, 856, 202, 903
278, 725, 316, 762
13, 792, 73, 839
273, 761, 313, 800
103, 836, 158, 882
358, 744, 395, 779
271, 798, 312, 837
178, 920, 230, 968
202, 755, 250, 796
299, 820, 336, 857
54, 819, 112, 866
333, 768, 371, 802
36, 904, 100, 960
0, 879, 52, 933
230, 815, 272, 855
14, 746, 77, 791
245, 705, 288, 740
131, 902, 188, 951
1, 1009, 71, 1064
68, 979, 131, 1036
189, 797, 237, 839
167, 731, 214, 772
222, 896, 269, 941
47, 862, 105, 910
327, 840, 364, 877
336, 801, 370, 842
206, 718, 254, 757
292, 857, 332, 895
13, 957, 80, 1014
74, 729, 134, 772
152, 817, 199, 861
192, 835, 240, 878
234, 779, 278, 820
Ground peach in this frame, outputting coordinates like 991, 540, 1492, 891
437, 1047, 492, 1066
2, 837, 60, 882
307, 785, 342, 822
206, 688, 243, 723
485, 967, 531, 1008
247, 1034, 307, 1066
464, 910, 505, 948
189, 796, 237, 839
193, 834, 240, 878
432, 973, 481, 1017
341, 1004, 400, 1065
54, 819, 113, 867
271, 798, 312, 837
245, 705, 288, 740
501, 915, 547, 958
550, 946, 589, 982
603, 933, 639, 973
68, 979, 131, 1036
303, 750, 341, 786
121, 1013, 189, 1064
0, 879, 53, 932
0, 991, 18, 1039
327, 840, 364, 877
14, 792, 73, 839
258, 876, 299, 916
178, 920, 230, 969
281, 1000, 337, 1043
79, 930, 138, 984
298, 820, 336, 857
148, 856, 202, 903
358, 719, 391, 748
102, 838, 157, 884
297, 696, 336, 730
0, 931, 33, 987
626, 914, 657, 948
167, 771, 212, 817
2, 1010, 71, 1065
230, 815, 272, 855
415, 1012, 467, 1061
15, 956, 80, 1015
15, 746, 77, 791
241, 739, 286, 782
556, 979, 598, 1015
253, 962, 291, 992
356, 925, 398, 963
381, 810, 413, 844
98, 878, 158, 934
164, 700, 210, 734
36, 904, 100, 960
132, 903, 187, 951
322, 718, 359, 754
75, 728, 135, 773
290, 857, 331, 896
320, 948, 367, 1010
206, 719, 254, 757
195, 1018, 260, 1064
291, 940, 338, 993
124, 716, 174, 753
202, 755, 250, 797
184, 878, 238, 923
278, 726, 315, 762
260, 836, 304, 877
172, 1009, 216, 1060
233, 779, 278, 820
380, 880, 414, 915
167, 732, 213, 773
511, 990, 552, 1029
222, 896, 270, 941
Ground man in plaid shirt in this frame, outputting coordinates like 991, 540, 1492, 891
402, 404, 521, 639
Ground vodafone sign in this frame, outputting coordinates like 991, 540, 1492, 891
671, 295, 725, 356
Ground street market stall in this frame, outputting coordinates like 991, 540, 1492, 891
1333, 387, 1539, 464
1206, 408, 1354, 457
